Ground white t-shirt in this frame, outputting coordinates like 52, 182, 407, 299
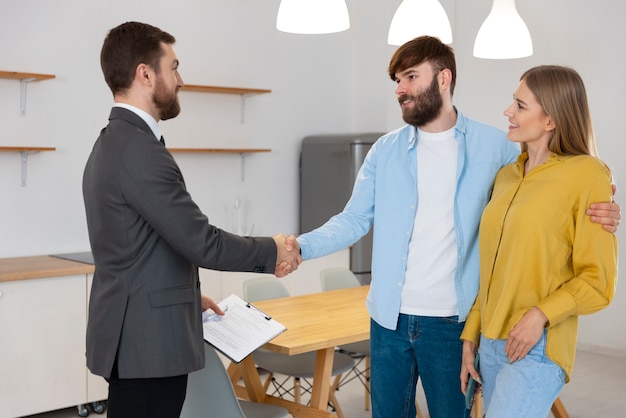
401, 127, 459, 317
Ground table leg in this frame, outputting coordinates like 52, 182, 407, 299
233, 356, 333, 418
551, 397, 569, 418
227, 362, 241, 383
309, 347, 335, 410
236, 356, 267, 402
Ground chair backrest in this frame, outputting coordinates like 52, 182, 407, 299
180, 343, 246, 418
243, 276, 290, 302
320, 267, 361, 291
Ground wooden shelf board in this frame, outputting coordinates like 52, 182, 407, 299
180, 84, 271, 95
0, 71, 56, 81
0, 146, 56, 152
168, 148, 271, 153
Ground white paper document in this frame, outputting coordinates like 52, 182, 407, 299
202, 293, 286, 363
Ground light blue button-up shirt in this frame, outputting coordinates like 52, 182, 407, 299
297, 109, 520, 330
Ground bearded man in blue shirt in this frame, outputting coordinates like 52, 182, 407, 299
289, 36, 621, 418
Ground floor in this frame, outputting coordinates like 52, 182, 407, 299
23, 349, 626, 418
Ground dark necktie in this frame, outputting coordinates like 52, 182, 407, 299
159, 136, 165, 145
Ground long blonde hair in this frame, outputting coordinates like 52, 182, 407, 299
520, 65, 598, 156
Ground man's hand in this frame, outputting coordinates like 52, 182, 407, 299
201, 294, 224, 316
587, 202, 621, 232
273, 233, 302, 278
285, 235, 300, 253
587, 184, 621, 233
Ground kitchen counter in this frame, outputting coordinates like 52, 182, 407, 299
0, 252, 106, 417
0, 254, 94, 283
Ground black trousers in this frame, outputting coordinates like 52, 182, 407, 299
105, 364, 188, 418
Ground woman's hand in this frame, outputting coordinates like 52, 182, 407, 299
461, 340, 481, 394
505, 307, 548, 363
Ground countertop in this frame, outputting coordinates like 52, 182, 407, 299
0, 254, 95, 283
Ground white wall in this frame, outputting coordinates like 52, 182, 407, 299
437, 0, 626, 357
0, 0, 355, 255
1, 0, 623, 353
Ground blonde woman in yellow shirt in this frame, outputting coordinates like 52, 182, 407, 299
460, 65, 618, 417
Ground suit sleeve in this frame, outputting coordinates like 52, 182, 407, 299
119, 138, 277, 273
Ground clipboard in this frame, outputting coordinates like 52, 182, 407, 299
202, 293, 286, 363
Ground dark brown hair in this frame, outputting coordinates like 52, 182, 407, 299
100, 21, 176, 95
388, 36, 457, 96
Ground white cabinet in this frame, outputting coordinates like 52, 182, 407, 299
0, 275, 86, 418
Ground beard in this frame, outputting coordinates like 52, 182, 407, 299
399, 74, 443, 127
153, 78, 181, 121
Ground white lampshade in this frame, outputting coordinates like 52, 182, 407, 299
387, 0, 453, 46
473, 0, 533, 59
276, 0, 350, 34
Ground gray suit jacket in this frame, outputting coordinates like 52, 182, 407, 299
83, 107, 276, 379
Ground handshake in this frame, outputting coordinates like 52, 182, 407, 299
272, 234, 302, 278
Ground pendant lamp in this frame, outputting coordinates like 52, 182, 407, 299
276, 0, 350, 34
473, 0, 533, 59
387, 0, 453, 46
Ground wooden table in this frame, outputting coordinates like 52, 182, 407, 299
230, 285, 370, 418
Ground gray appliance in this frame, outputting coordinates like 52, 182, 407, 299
299, 133, 384, 285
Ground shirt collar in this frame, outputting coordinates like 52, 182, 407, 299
114, 103, 163, 141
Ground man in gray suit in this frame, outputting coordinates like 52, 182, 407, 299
83, 21, 301, 418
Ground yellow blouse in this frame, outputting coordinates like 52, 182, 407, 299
461, 152, 618, 381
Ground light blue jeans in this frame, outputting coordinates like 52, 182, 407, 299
479, 331, 566, 417
370, 315, 470, 418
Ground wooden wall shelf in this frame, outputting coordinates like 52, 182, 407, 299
179, 85, 271, 95
167, 148, 271, 181
179, 84, 271, 123
0, 70, 56, 116
167, 148, 271, 153
0, 71, 56, 81
0, 146, 56, 152
0, 146, 56, 187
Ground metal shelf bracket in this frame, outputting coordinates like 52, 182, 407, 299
20, 151, 30, 187
20, 78, 36, 116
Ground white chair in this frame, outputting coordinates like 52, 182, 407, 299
320, 267, 372, 411
180, 342, 289, 418
243, 276, 355, 418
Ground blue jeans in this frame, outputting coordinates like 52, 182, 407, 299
479, 331, 565, 417
370, 315, 470, 418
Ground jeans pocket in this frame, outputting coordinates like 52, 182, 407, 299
554, 362, 567, 383
439, 315, 460, 324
